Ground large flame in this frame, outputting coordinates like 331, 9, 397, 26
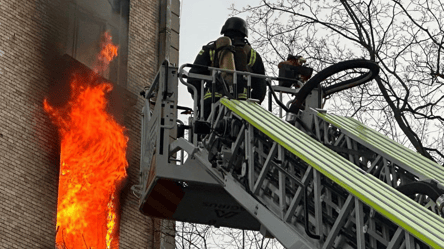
44, 32, 127, 249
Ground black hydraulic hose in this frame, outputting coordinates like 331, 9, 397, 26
288, 59, 380, 114
266, 79, 319, 138
266, 79, 290, 112
396, 181, 444, 200
304, 187, 321, 239
323, 68, 377, 96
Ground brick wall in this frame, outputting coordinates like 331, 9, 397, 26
0, 0, 171, 248
0, 0, 64, 247
121, 0, 179, 248
120, 0, 163, 247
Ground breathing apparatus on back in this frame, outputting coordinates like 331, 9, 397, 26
210, 17, 253, 98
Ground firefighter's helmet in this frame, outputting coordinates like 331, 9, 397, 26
221, 17, 248, 38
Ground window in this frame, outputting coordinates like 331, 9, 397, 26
65, 0, 130, 85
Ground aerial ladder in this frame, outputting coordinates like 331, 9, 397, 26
132, 59, 444, 249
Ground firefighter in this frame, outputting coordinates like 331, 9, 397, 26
187, 17, 267, 119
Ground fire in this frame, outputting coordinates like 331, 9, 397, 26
96, 32, 119, 74
44, 32, 127, 249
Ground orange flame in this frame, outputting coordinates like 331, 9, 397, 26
44, 32, 127, 249
96, 32, 119, 74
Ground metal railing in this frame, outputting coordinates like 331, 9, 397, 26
178, 63, 304, 125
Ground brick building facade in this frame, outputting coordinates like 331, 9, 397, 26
0, 0, 179, 248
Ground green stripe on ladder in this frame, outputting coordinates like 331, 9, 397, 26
317, 113, 444, 183
220, 98, 444, 249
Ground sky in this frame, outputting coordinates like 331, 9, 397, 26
177, 0, 261, 116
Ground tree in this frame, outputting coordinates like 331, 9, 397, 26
167, 2, 444, 247
232, 0, 444, 163
159, 221, 284, 249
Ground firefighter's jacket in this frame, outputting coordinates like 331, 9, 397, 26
187, 38, 267, 103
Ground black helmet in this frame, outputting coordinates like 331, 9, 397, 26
221, 17, 248, 37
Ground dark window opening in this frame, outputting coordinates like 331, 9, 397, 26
65, 0, 130, 86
